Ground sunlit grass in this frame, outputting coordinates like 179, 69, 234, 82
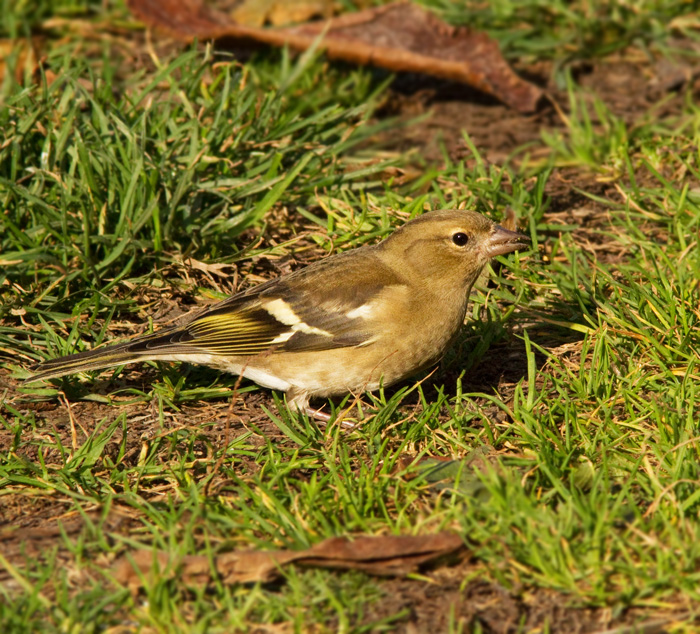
2, 0, 700, 631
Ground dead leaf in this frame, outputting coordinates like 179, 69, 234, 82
231, 0, 335, 27
125, 0, 543, 113
0, 38, 41, 85
113, 532, 465, 590
184, 257, 236, 278
501, 208, 518, 233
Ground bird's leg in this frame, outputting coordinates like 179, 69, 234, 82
286, 389, 355, 428
305, 405, 332, 423
286, 388, 324, 421
308, 405, 357, 429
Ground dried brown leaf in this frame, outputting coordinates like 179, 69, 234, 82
0, 38, 41, 85
230, 0, 335, 27
126, 0, 542, 112
113, 532, 465, 590
501, 208, 518, 232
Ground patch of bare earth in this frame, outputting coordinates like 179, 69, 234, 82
365, 562, 693, 633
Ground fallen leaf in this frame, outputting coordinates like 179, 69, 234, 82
230, 0, 335, 27
0, 38, 41, 86
184, 257, 236, 278
113, 532, 465, 590
501, 208, 519, 233
125, 0, 543, 112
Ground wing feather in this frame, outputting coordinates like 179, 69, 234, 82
133, 249, 409, 357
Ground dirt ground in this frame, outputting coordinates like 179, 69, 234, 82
2, 30, 700, 633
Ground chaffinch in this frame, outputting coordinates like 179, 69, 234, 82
28, 210, 529, 417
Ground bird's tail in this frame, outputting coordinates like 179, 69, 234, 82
26, 328, 180, 383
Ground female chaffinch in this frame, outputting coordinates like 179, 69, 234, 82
29, 209, 529, 416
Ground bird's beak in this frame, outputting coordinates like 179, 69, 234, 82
485, 225, 531, 257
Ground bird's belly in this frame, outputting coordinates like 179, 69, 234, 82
251, 335, 457, 398
166, 353, 293, 391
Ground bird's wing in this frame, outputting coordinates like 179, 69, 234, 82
130, 250, 407, 356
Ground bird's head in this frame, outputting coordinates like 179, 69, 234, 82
381, 209, 530, 289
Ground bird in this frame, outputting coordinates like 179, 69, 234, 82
27, 209, 529, 418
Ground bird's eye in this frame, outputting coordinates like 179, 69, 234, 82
452, 232, 469, 246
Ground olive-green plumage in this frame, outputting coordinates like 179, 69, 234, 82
28, 210, 529, 415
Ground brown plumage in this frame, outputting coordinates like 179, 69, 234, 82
28, 210, 529, 415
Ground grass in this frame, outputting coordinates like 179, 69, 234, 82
422, 0, 700, 61
2, 0, 700, 632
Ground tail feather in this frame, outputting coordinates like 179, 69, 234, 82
26, 327, 185, 383
27, 341, 148, 383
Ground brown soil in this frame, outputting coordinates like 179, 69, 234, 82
2, 25, 700, 633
